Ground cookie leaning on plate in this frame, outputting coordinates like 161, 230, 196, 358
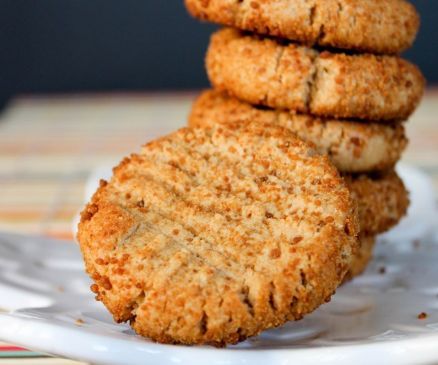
189, 90, 408, 173
77, 124, 359, 346
207, 28, 424, 121
185, 0, 419, 54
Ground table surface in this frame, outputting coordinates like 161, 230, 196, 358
0, 90, 437, 364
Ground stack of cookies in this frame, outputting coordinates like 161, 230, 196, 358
76, 0, 426, 347
185, 0, 425, 279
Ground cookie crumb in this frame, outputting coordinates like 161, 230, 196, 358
75, 318, 85, 325
137, 200, 145, 208
378, 266, 386, 274
90, 283, 99, 293
417, 312, 428, 320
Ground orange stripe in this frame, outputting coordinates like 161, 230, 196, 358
0, 212, 44, 220
44, 231, 74, 241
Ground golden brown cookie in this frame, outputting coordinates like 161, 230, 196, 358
343, 234, 376, 282
206, 28, 424, 121
77, 124, 359, 346
343, 171, 409, 282
346, 171, 409, 236
189, 90, 408, 173
185, 0, 419, 54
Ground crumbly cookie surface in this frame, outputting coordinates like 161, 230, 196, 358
344, 234, 376, 282
189, 90, 408, 173
346, 170, 409, 236
185, 0, 419, 54
77, 124, 358, 345
206, 28, 424, 121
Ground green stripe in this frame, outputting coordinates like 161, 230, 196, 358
0, 351, 46, 358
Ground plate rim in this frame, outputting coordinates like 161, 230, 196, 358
1, 312, 438, 365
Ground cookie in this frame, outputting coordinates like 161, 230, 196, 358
344, 234, 376, 282
185, 0, 419, 54
77, 124, 359, 346
343, 171, 409, 281
346, 170, 409, 236
189, 90, 408, 173
206, 28, 424, 121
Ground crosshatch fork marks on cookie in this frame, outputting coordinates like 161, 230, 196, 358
77, 124, 359, 345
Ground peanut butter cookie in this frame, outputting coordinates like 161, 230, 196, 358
206, 28, 424, 121
78, 124, 358, 345
186, 0, 419, 54
189, 90, 408, 173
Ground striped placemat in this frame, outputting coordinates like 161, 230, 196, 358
0, 92, 193, 239
0, 359, 87, 365
0, 89, 437, 363
0, 343, 44, 358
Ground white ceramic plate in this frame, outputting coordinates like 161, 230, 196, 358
1, 165, 438, 365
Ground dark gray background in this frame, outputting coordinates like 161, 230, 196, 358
0, 1, 436, 109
